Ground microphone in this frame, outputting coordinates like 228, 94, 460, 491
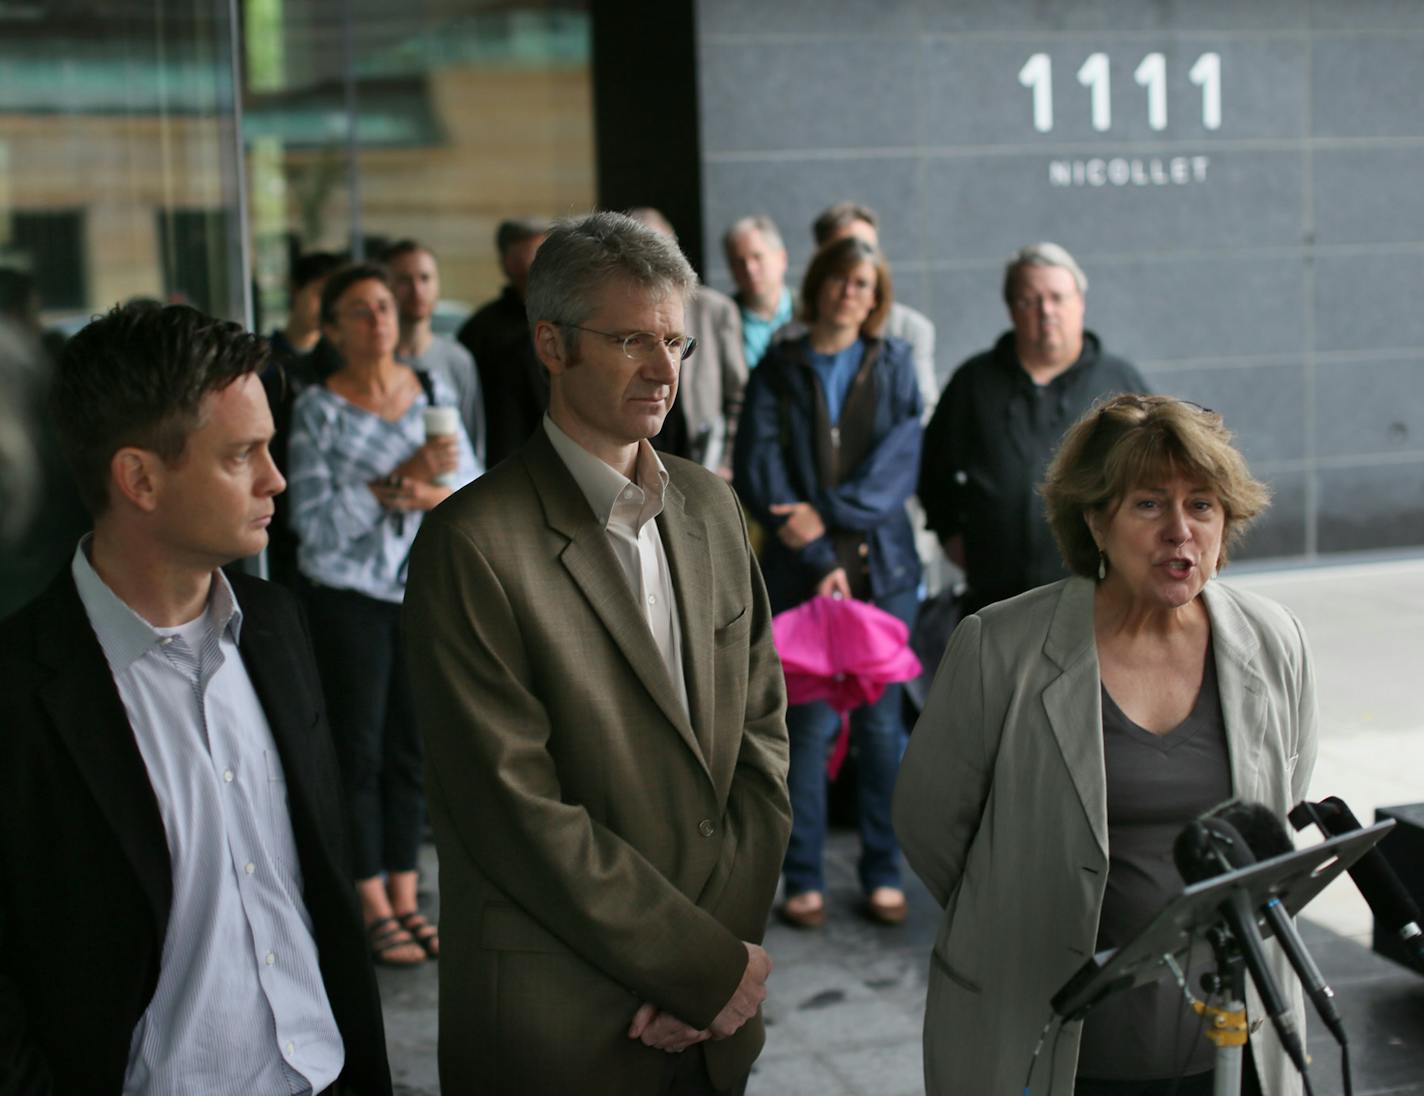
1290, 797, 1424, 972
1174, 817, 1309, 1076
1205, 802, 1347, 1048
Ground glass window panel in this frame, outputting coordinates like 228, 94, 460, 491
241, 0, 593, 337
0, 0, 247, 326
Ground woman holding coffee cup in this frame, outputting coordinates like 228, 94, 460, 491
288, 261, 480, 967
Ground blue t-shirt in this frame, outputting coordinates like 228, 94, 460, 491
809, 338, 865, 425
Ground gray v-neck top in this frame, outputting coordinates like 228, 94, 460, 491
1076, 643, 1233, 1080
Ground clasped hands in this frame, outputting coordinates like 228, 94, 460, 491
368, 434, 459, 512
626, 942, 771, 1054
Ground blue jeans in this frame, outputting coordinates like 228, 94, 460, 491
782, 586, 919, 897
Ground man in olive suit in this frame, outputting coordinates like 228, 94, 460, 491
404, 211, 790, 1095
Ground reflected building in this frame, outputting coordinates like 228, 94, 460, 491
0, 1, 594, 332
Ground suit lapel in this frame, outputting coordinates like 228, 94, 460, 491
523, 432, 711, 776
1040, 578, 1109, 858
39, 575, 172, 934
657, 481, 716, 766
1203, 582, 1268, 802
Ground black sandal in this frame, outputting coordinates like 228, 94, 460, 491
396, 910, 439, 959
367, 916, 425, 967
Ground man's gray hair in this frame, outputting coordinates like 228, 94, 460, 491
525, 211, 698, 346
722, 214, 784, 256
1003, 241, 1089, 304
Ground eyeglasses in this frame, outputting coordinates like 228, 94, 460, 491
567, 325, 698, 362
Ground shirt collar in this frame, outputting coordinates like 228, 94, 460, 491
542, 415, 669, 532
71, 534, 244, 673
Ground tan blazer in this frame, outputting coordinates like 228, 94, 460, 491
680, 285, 748, 472
893, 576, 1318, 1096
403, 428, 790, 1094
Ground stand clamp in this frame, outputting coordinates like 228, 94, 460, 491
1191, 998, 1249, 1048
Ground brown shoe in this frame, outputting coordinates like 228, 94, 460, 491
866, 887, 907, 926
778, 892, 826, 929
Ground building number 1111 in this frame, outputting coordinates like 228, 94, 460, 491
1018, 52, 1222, 133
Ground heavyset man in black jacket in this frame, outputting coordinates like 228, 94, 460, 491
919, 242, 1148, 612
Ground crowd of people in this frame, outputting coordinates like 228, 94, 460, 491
0, 205, 1318, 1096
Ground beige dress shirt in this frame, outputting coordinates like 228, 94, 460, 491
543, 416, 689, 719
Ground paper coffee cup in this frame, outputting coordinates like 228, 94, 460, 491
423, 406, 460, 486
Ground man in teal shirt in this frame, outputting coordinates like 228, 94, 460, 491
723, 215, 793, 370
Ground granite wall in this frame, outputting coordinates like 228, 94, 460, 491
695, 0, 1424, 562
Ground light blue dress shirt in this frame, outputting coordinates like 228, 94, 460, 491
72, 541, 343, 1096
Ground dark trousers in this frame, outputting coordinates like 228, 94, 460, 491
306, 584, 424, 881
1077, 1043, 1263, 1095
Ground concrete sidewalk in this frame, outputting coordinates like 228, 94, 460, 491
380, 555, 1424, 1095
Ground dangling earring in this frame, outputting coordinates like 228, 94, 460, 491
1097, 551, 1107, 581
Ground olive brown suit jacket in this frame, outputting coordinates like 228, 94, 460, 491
403, 426, 791, 1095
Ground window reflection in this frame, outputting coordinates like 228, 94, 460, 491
0, 1, 593, 337
241, 1, 593, 338
0, 0, 245, 325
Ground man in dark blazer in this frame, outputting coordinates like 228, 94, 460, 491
405, 211, 790, 1095
0, 302, 391, 1095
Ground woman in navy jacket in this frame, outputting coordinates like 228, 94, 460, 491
734, 235, 922, 928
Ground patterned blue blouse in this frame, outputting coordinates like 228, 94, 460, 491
287, 371, 481, 603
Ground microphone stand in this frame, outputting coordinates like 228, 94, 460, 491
1161, 924, 1251, 1096
1050, 823, 1392, 1096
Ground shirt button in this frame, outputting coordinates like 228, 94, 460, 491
698, 819, 715, 837
223, 769, 234, 783
265, 951, 275, 966
286, 1041, 295, 1056
648, 594, 657, 605
244, 862, 255, 875
159, 636, 174, 646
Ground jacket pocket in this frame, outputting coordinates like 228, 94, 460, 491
930, 947, 982, 994
715, 605, 751, 647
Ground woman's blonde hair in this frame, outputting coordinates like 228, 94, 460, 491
1041, 394, 1271, 576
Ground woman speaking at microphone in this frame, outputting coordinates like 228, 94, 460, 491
893, 395, 1318, 1095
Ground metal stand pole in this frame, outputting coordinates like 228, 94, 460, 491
1169, 927, 1249, 1096
1201, 925, 1249, 1096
